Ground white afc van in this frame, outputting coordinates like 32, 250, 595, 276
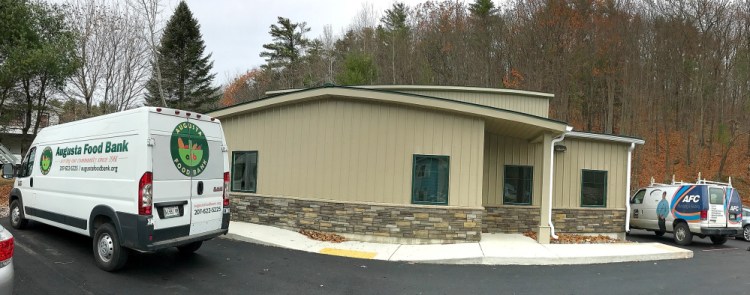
3, 107, 231, 271
629, 177, 742, 246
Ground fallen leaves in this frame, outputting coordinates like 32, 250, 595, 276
523, 231, 625, 244
0, 179, 11, 207
299, 229, 346, 243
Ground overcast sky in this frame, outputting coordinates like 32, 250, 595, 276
165, 0, 431, 85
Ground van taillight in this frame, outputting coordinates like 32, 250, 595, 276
223, 172, 230, 207
139, 172, 153, 215
700, 209, 708, 220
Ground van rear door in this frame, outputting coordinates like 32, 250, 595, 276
185, 118, 225, 235
707, 186, 727, 228
727, 188, 742, 227
150, 112, 192, 237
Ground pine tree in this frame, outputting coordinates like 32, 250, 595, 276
259, 17, 310, 88
260, 17, 311, 69
144, 1, 218, 113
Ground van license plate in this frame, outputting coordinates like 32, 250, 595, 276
164, 206, 180, 218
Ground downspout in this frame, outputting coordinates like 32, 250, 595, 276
625, 142, 635, 233
548, 126, 573, 240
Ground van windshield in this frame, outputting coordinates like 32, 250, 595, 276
709, 188, 724, 205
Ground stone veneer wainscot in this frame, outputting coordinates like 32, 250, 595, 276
483, 206, 626, 234
230, 193, 484, 243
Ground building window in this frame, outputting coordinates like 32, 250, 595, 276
39, 113, 50, 128
503, 165, 533, 205
231, 151, 257, 193
581, 170, 607, 207
412, 155, 449, 205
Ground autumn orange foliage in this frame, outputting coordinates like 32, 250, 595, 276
502, 68, 524, 89
221, 69, 262, 107
633, 132, 750, 204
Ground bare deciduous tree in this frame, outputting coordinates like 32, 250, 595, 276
65, 0, 150, 115
128, 0, 167, 108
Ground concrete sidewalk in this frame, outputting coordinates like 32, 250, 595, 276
223, 221, 693, 265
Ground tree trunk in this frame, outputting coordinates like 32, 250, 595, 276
717, 134, 740, 181
606, 76, 615, 134
0, 87, 9, 112
21, 80, 33, 136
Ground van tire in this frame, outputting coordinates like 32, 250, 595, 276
673, 222, 692, 246
93, 223, 128, 272
177, 241, 203, 254
9, 200, 28, 230
710, 236, 727, 245
654, 231, 665, 237
743, 225, 750, 241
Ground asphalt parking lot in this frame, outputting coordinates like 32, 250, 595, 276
7, 220, 750, 295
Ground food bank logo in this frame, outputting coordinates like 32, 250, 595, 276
40, 147, 53, 175
170, 122, 209, 176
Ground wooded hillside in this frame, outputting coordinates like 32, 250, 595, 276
221, 0, 750, 201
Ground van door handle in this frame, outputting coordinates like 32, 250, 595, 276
30, 177, 33, 188
197, 181, 203, 195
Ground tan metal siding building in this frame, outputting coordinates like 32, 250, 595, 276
210, 85, 643, 244
222, 99, 485, 207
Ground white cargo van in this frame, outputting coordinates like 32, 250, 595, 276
629, 177, 742, 246
2, 107, 230, 271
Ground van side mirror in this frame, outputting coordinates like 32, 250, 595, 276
1, 164, 15, 179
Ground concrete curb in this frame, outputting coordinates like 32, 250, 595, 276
421, 251, 694, 265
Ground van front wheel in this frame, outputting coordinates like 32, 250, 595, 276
710, 236, 727, 245
93, 223, 128, 272
9, 200, 28, 230
673, 222, 693, 246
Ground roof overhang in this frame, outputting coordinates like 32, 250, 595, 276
267, 85, 554, 99
565, 131, 645, 145
210, 86, 568, 140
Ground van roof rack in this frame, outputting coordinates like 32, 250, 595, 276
696, 172, 732, 187
649, 176, 672, 187
649, 173, 733, 187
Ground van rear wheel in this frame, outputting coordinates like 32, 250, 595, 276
673, 223, 692, 246
93, 223, 128, 272
177, 241, 203, 254
710, 236, 727, 245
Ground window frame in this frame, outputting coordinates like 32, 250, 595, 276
708, 187, 724, 205
580, 169, 607, 207
18, 146, 36, 178
411, 154, 450, 205
630, 189, 646, 204
230, 151, 258, 193
502, 165, 533, 205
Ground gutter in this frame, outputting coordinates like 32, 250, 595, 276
625, 142, 635, 233
548, 126, 573, 239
